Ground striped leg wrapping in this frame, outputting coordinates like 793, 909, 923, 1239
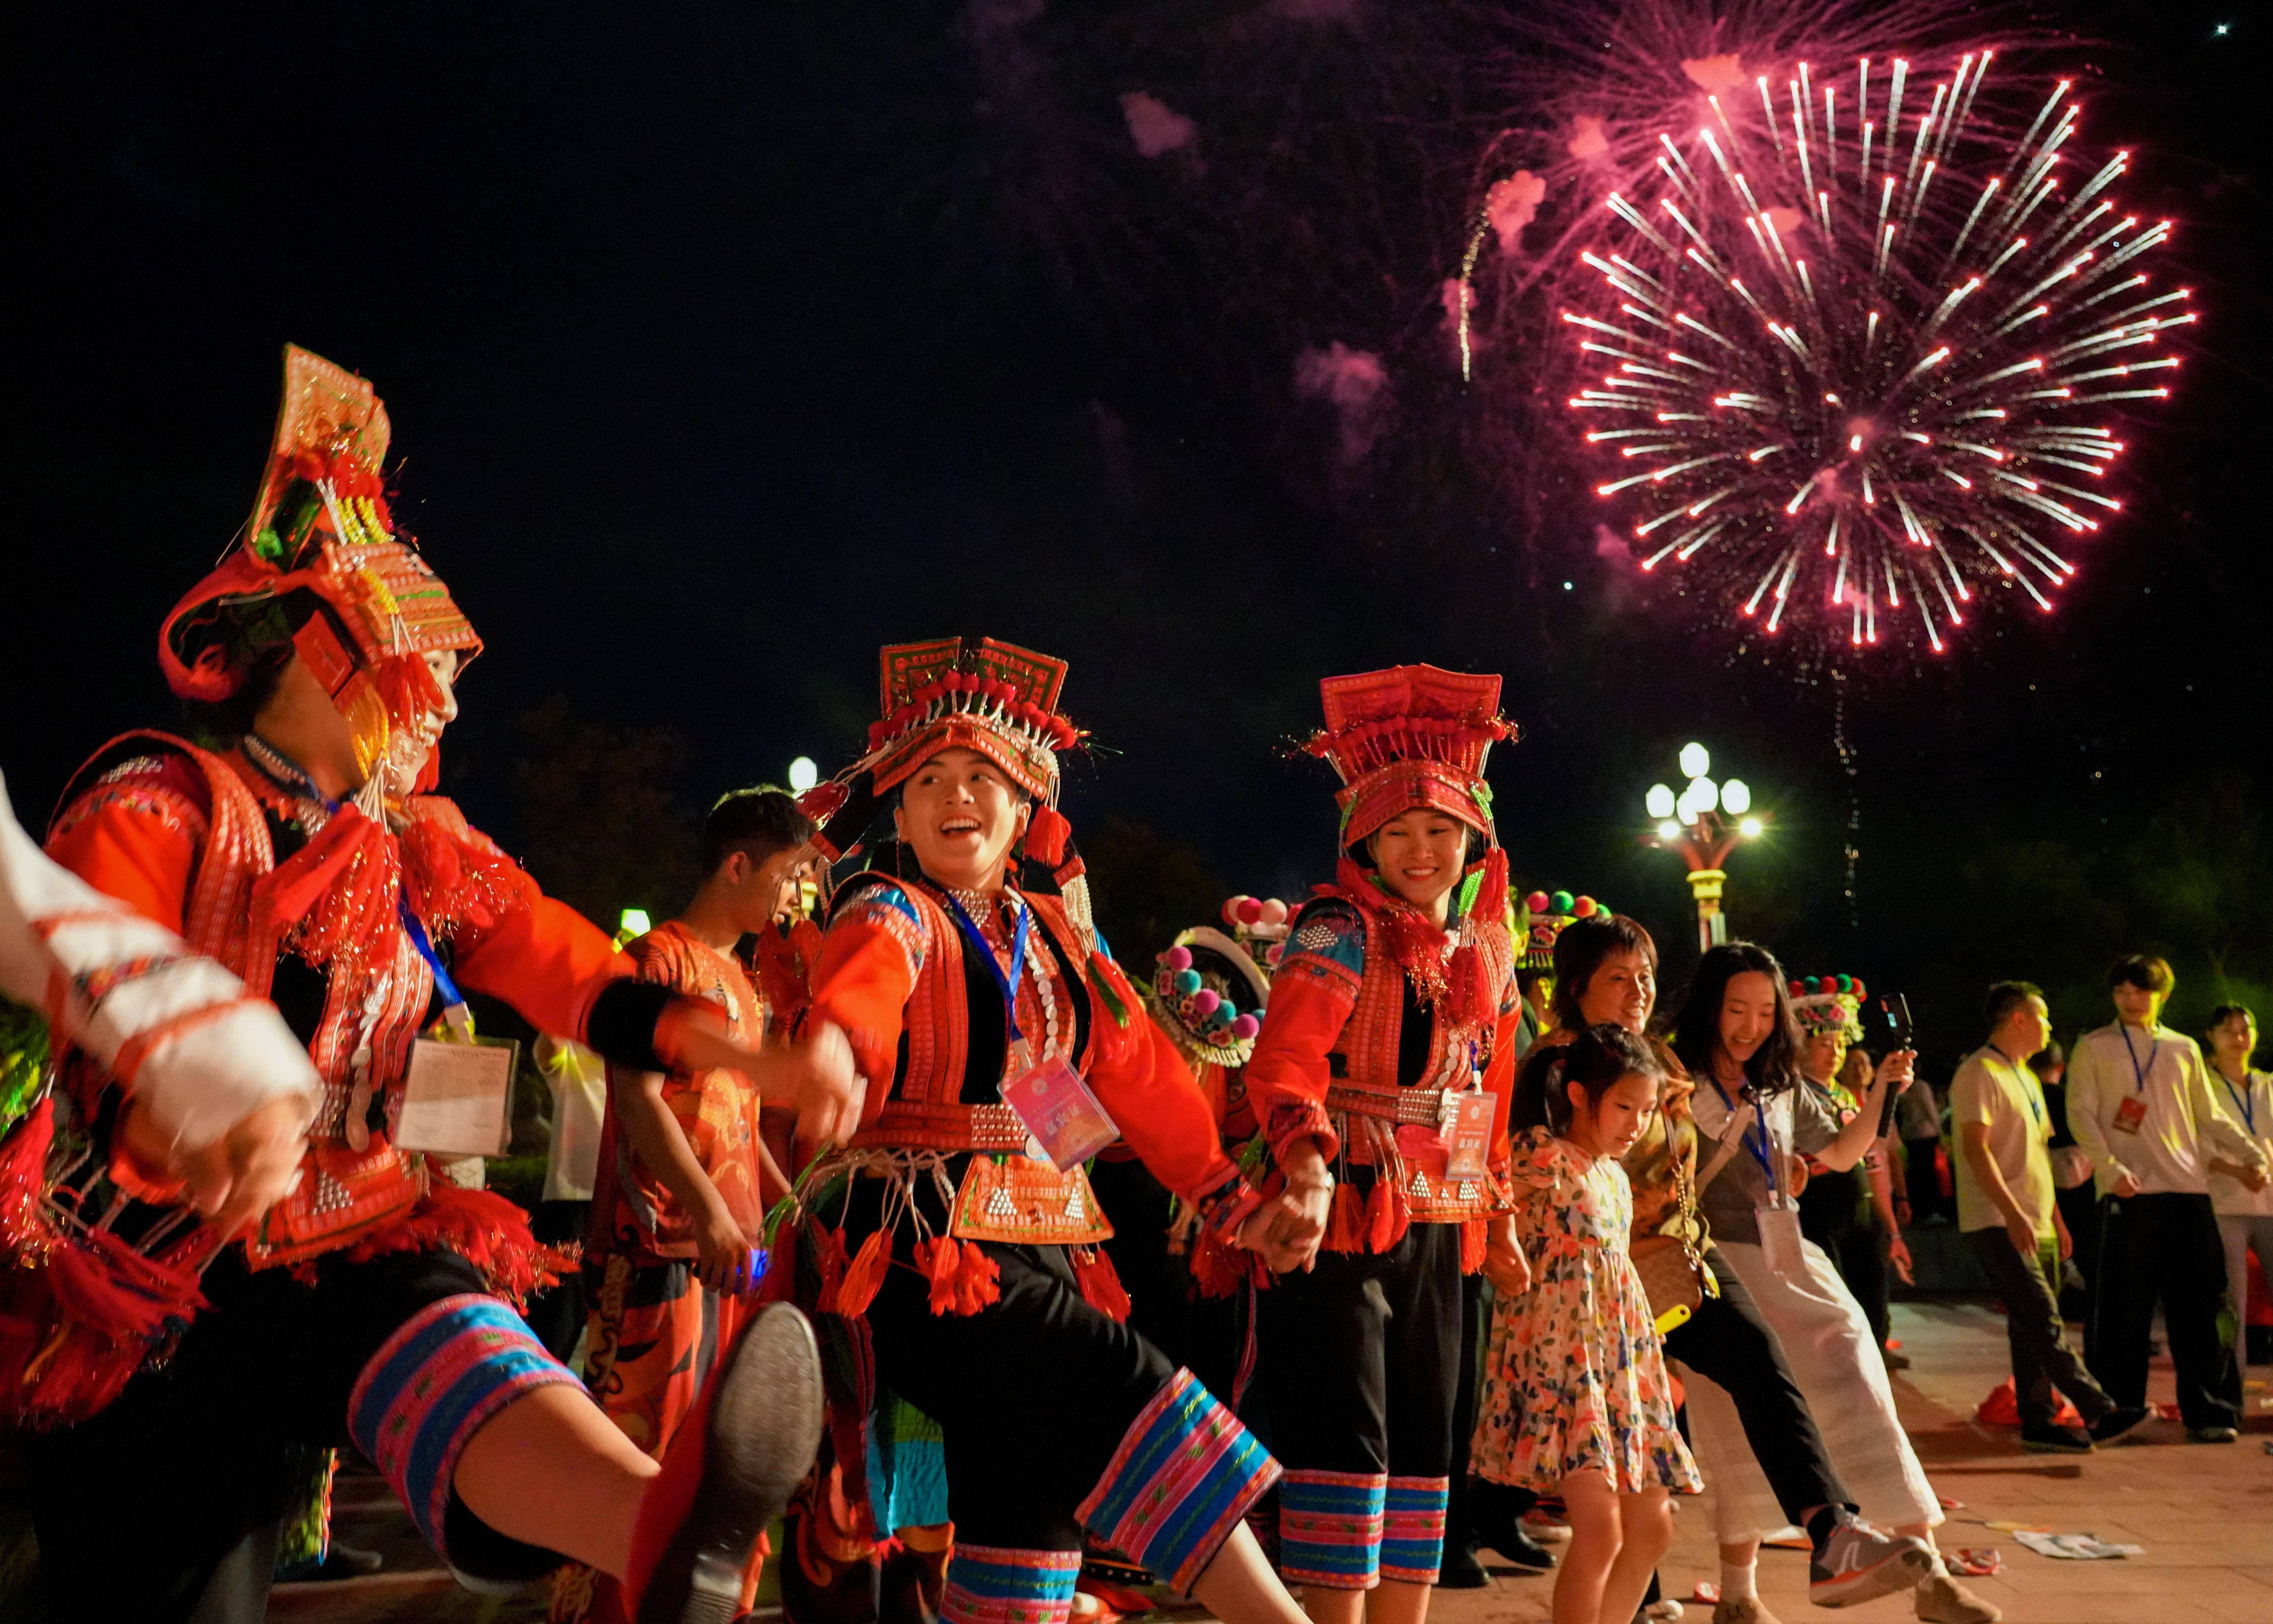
347, 1293, 583, 1559
1278, 1468, 1387, 1590
1075, 1368, 1281, 1593
1379, 1475, 1449, 1584
940, 1544, 1083, 1624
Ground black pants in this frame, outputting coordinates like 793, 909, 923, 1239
1799, 1173, 1889, 1350
1963, 1227, 2112, 1429
1661, 1243, 1849, 1524
1089, 1156, 1244, 1407
864, 1233, 1175, 1551
2088, 1191, 2239, 1429
29, 1248, 552, 1624
1257, 1222, 1463, 1479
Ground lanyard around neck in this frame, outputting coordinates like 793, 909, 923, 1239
2120, 1027, 2158, 1093
1708, 1072, 1777, 1201
2219, 1068, 2258, 1136
942, 890, 1031, 1042
1990, 1048, 2045, 1128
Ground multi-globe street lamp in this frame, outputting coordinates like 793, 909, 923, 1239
1644, 742, 1767, 952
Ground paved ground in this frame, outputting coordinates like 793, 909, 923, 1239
1438, 1298, 2273, 1624
14, 1295, 2271, 1622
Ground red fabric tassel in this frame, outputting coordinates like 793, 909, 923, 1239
399, 813, 532, 938
339, 1182, 571, 1310
0, 1098, 212, 1428
1189, 1229, 1248, 1298
915, 1235, 961, 1316
1459, 1218, 1487, 1275
1364, 1176, 1410, 1255
834, 1229, 891, 1319
1071, 1245, 1132, 1322
1023, 803, 1072, 868
951, 1240, 1000, 1316
812, 1226, 851, 1315
1326, 1180, 1365, 1252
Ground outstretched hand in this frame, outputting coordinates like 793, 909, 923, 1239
141, 1094, 309, 1239
661, 1004, 866, 1160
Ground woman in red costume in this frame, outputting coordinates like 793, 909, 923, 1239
1243, 665, 1532, 1624
783, 636, 1316, 1624
18, 346, 857, 1624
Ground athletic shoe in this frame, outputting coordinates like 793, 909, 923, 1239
1436, 1543, 1490, 1589
1913, 1572, 2002, 1623
1808, 1510, 1936, 1606
630, 1302, 828, 1624
1882, 1348, 1913, 1371
1710, 1599, 1785, 1624
2019, 1421, 2094, 1454
2185, 1425, 2239, 1444
2088, 1405, 2154, 1446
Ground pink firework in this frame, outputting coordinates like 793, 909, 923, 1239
1564, 53, 2188, 652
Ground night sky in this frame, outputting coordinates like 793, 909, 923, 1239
9, 3, 2267, 1067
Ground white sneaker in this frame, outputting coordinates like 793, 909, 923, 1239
1809, 1510, 1936, 1606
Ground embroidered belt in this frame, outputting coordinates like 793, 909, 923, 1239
1326, 1084, 1460, 1127
849, 1099, 1030, 1154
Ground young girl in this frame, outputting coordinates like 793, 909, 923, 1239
1473, 1024, 1699, 1624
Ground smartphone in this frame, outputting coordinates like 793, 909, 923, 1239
1870, 993, 1914, 1134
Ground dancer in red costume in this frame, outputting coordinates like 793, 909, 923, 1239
1243, 665, 1531, 1624
779, 636, 1315, 1624
15, 346, 856, 1624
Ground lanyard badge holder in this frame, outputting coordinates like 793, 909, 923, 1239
2111, 1032, 2156, 1137
394, 899, 521, 1158
1715, 1076, 1804, 1275
1441, 1059, 1496, 1183
945, 893, 1121, 1172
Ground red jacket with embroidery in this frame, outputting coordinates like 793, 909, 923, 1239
807, 873, 1257, 1234
46, 732, 634, 1266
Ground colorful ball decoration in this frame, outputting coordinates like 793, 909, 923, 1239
1258, 898, 1288, 926
1192, 988, 1221, 1016
1549, 890, 1576, 914
1231, 1013, 1261, 1040
1222, 896, 1250, 928
1175, 969, 1203, 996
1525, 890, 1552, 914
1164, 945, 1192, 971
1236, 897, 1265, 925
1573, 896, 1599, 918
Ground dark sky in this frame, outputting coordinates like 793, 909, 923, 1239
8, 2, 2267, 1061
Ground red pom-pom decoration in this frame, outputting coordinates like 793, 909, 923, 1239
1525, 890, 1551, 914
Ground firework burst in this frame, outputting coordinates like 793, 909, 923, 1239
1560, 52, 2188, 653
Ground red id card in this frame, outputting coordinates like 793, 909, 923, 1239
1443, 1091, 1497, 1181
1000, 1058, 1122, 1172
2111, 1094, 2148, 1136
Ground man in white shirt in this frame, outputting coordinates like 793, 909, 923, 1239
1951, 982, 2114, 1452
2067, 955, 2267, 1443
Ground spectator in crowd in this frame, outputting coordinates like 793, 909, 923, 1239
2068, 955, 2267, 1444
2204, 1004, 2273, 1374
1950, 983, 2115, 1452
1893, 1068, 1950, 1228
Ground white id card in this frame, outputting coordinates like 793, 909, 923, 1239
394, 1035, 520, 1158
1756, 1202, 1806, 1276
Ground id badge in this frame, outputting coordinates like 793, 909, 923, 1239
1443, 1092, 1496, 1182
1756, 1203, 1806, 1276
1000, 1057, 1120, 1173
394, 1035, 521, 1158
2111, 1095, 2147, 1136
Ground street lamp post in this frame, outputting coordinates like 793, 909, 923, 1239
1644, 743, 1767, 953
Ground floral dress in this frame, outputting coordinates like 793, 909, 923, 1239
1471, 1128, 1702, 1495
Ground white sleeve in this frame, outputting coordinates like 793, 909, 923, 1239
0, 770, 319, 1153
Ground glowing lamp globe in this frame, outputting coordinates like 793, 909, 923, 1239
1739, 816, 1765, 839
1721, 779, 1752, 816
619, 908, 652, 938
1689, 776, 1720, 815
1656, 819, 1682, 841
787, 756, 819, 795
1645, 783, 1677, 820
1678, 743, 1711, 781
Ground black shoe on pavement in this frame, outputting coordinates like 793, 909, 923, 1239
1437, 1543, 1490, 1589
2019, 1422, 2094, 1454
1471, 1510, 1556, 1572
2185, 1425, 2239, 1444
2088, 1406, 2153, 1446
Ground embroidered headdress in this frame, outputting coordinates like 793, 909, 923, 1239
1150, 917, 1279, 1069
1302, 664, 1512, 850
805, 635, 1088, 883
158, 346, 480, 783
1790, 974, 1867, 1042
1520, 889, 1605, 974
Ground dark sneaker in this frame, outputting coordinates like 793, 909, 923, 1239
1808, 1509, 1935, 1606
2019, 1421, 2094, 1454
2185, 1425, 2239, 1444
2088, 1406, 2154, 1446
1436, 1542, 1490, 1589
633, 1302, 828, 1624
1472, 1512, 1556, 1572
